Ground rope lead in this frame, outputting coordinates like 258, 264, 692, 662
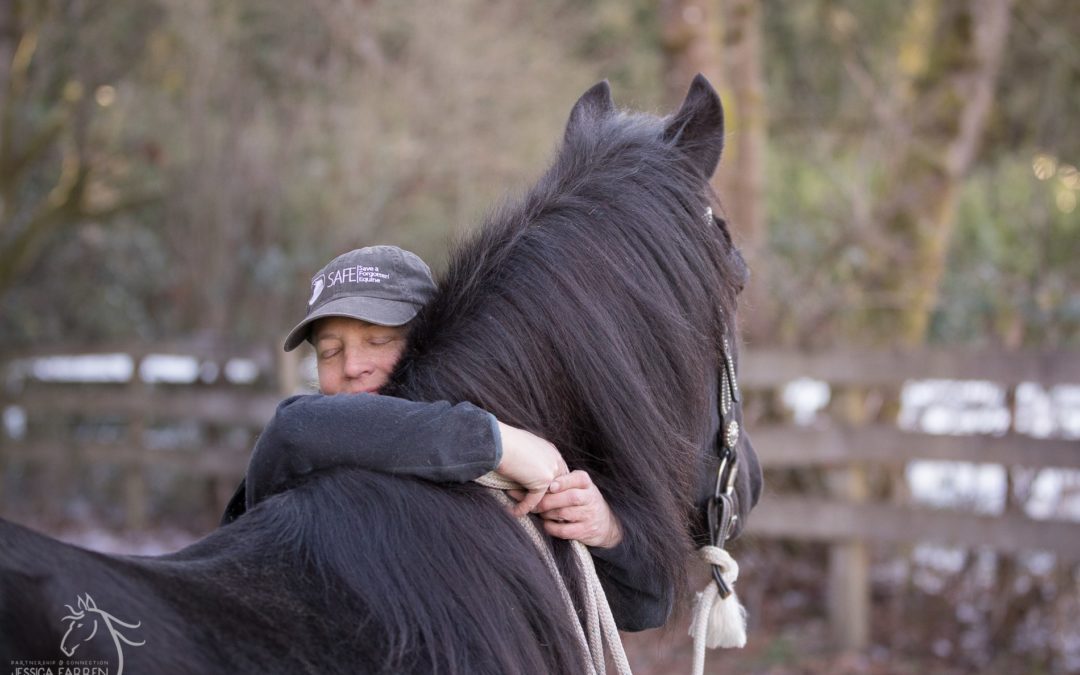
474, 471, 633, 675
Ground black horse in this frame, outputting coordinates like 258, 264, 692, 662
0, 75, 761, 674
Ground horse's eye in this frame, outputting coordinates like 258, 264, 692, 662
713, 214, 734, 247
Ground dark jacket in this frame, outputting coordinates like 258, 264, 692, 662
220, 393, 672, 631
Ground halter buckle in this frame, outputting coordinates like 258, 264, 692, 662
714, 446, 738, 499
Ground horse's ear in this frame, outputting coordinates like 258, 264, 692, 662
564, 80, 615, 142
662, 73, 725, 178
81, 594, 96, 610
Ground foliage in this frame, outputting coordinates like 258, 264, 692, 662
1, 0, 630, 345
762, 0, 1078, 347
0, 0, 1076, 350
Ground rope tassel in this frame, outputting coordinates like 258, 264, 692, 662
689, 546, 747, 674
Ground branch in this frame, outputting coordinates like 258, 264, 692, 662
945, 0, 1012, 177
82, 191, 160, 223
0, 21, 38, 174
0, 162, 86, 292
6, 108, 67, 179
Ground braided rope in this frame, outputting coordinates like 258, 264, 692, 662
474, 471, 632, 675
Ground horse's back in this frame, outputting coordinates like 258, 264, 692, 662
0, 469, 585, 674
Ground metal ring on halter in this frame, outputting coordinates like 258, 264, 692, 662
706, 493, 737, 598
714, 446, 738, 499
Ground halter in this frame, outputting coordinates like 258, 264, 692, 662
707, 336, 741, 598
702, 205, 743, 600
686, 214, 750, 667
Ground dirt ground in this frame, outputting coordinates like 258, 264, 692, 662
619, 620, 975, 675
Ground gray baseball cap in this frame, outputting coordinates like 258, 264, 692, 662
283, 245, 437, 351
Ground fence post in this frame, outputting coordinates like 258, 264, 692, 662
0, 415, 6, 513
278, 346, 301, 396
827, 387, 871, 650
125, 359, 148, 530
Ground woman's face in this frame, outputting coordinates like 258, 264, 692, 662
312, 317, 408, 395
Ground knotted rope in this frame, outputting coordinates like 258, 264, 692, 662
474, 471, 632, 675
688, 545, 747, 675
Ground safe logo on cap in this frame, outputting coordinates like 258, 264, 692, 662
309, 274, 326, 306
284, 246, 438, 352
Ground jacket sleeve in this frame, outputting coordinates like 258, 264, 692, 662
590, 522, 675, 631
222, 393, 503, 522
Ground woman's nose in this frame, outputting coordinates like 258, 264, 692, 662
342, 347, 374, 378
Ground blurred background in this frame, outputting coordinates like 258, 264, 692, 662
1, 0, 1078, 673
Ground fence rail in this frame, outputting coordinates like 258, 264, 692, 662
756, 426, 1080, 469
3, 386, 281, 428
743, 347, 1080, 386
751, 497, 1080, 560
1, 441, 249, 477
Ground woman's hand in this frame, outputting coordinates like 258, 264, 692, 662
510, 470, 624, 549
496, 421, 569, 517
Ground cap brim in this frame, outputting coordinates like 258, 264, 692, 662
283, 296, 422, 351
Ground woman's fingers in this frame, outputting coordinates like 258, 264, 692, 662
511, 489, 547, 518
537, 506, 587, 523
542, 519, 590, 541
530, 470, 594, 513
548, 469, 592, 493
496, 461, 621, 546
542, 517, 620, 547
494, 421, 567, 494
532, 487, 589, 513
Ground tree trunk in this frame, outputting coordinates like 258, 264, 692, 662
862, 0, 1012, 346
716, 0, 767, 339
660, 0, 769, 339
659, 0, 723, 108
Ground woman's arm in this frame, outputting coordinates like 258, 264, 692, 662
222, 393, 565, 522
589, 519, 675, 631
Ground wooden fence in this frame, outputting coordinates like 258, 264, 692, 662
1, 342, 1078, 649
0, 341, 300, 529
741, 347, 1080, 649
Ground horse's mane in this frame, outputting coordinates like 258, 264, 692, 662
386, 77, 746, 599
246, 470, 588, 673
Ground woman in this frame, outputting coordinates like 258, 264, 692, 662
222, 245, 671, 630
